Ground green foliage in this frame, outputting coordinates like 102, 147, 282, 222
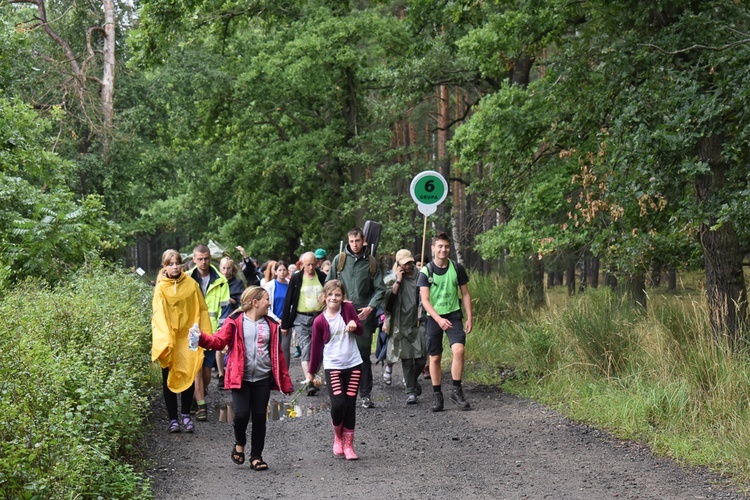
0, 98, 122, 283
0, 264, 153, 498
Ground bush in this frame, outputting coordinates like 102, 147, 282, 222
0, 263, 153, 498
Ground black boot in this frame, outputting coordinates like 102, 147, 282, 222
450, 386, 471, 410
430, 392, 444, 412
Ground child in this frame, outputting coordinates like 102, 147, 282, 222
306, 280, 363, 460
189, 286, 293, 470
152, 249, 212, 433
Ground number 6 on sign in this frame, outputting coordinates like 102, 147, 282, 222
410, 170, 448, 216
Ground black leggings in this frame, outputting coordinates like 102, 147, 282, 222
232, 377, 272, 459
162, 367, 195, 421
325, 365, 361, 430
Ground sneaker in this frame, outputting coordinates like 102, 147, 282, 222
196, 404, 208, 421
361, 396, 375, 408
450, 386, 471, 411
294, 346, 302, 358
406, 394, 418, 405
430, 392, 444, 412
383, 367, 392, 386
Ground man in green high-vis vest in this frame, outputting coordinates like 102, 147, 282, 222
417, 232, 474, 412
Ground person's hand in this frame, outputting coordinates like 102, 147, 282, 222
235, 245, 248, 258
438, 317, 452, 331
346, 320, 357, 333
357, 306, 373, 321
394, 265, 404, 282
281, 328, 288, 336
465, 318, 473, 334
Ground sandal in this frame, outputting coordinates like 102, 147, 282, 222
181, 414, 194, 433
168, 419, 181, 433
249, 457, 268, 471
195, 405, 207, 422
231, 444, 245, 465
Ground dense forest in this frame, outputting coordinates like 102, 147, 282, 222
3, 0, 750, 341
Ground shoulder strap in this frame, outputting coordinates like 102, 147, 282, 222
368, 255, 377, 279
336, 252, 346, 273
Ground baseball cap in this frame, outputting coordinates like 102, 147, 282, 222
314, 248, 327, 259
395, 249, 415, 265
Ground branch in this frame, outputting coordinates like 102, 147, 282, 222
641, 38, 750, 55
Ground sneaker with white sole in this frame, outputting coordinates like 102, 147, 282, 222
361, 396, 375, 408
406, 394, 417, 405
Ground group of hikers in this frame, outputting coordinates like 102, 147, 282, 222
151, 227, 473, 469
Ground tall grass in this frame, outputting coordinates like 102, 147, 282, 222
465, 273, 750, 484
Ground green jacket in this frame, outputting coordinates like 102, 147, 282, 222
190, 265, 231, 332
327, 246, 386, 312
383, 272, 425, 361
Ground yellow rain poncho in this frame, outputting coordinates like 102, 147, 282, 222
151, 271, 213, 393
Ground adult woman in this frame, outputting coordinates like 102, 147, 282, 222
190, 287, 293, 470
264, 260, 291, 366
152, 249, 212, 433
217, 257, 245, 388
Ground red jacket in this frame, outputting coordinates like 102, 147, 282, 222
198, 312, 294, 394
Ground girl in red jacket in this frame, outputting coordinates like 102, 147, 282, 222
190, 286, 293, 471
306, 280, 363, 460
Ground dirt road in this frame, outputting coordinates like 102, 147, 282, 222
144, 361, 745, 499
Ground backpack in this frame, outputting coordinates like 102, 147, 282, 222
336, 252, 378, 279
424, 259, 456, 284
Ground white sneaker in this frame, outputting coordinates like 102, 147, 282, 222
383, 368, 392, 385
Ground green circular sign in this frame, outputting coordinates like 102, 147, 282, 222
410, 171, 448, 216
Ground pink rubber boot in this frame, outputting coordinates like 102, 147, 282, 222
332, 421, 344, 457
342, 428, 358, 460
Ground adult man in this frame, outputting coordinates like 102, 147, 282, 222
383, 249, 426, 404
281, 251, 326, 395
327, 228, 386, 408
189, 244, 231, 421
417, 232, 473, 412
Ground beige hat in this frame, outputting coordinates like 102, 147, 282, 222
395, 249, 415, 266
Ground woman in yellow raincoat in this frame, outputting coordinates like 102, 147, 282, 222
152, 249, 212, 433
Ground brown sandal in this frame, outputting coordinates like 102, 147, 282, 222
249, 457, 268, 471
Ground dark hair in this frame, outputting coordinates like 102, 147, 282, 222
432, 232, 451, 245
348, 227, 364, 239
274, 260, 287, 271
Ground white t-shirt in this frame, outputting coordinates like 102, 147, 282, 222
323, 311, 362, 370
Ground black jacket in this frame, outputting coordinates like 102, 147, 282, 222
280, 268, 327, 331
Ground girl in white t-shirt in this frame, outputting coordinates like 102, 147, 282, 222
307, 280, 363, 460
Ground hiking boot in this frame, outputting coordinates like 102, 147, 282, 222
450, 386, 471, 410
406, 394, 418, 405
430, 392, 443, 412
361, 396, 375, 408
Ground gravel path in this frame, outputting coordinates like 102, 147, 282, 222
144, 360, 746, 499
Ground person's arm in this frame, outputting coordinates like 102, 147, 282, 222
459, 284, 473, 334
198, 318, 232, 351
280, 273, 296, 332
343, 301, 363, 336
307, 316, 326, 380
420, 286, 452, 331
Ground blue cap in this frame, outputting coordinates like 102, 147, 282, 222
314, 248, 327, 259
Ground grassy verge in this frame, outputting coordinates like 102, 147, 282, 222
0, 263, 154, 498
462, 272, 750, 486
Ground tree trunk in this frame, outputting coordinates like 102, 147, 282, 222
101, 0, 115, 139
696, 135, 748, 346
566, 259, 576, 296
626, 274, 647, 312
667, 268, 677, 291
588, 255, 600, 288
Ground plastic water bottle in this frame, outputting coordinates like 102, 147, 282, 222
188, 323, 200, 351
